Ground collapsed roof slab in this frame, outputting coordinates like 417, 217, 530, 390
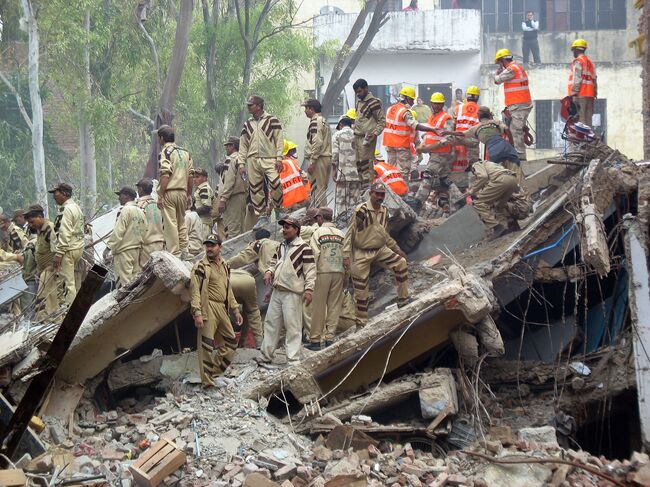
55, 252, 191, 384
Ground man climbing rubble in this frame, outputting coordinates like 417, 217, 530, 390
343, 183, 409, 325
227, 228, 279, 276
190, 234, 243, 387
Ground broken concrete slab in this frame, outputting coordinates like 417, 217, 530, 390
324, 425, 378, 451
482, 462, 553, 487
419, 368, 458, 420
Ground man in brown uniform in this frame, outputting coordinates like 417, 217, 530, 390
343, 183, 409, 325
238, 96, 284, 229
302, 99, 332, 205
353, 79, 386, 186
214, 136, 249, 238
192, 168, 215, 240
156, 125, 194, 258
230, 268, 263, 347
190, 234, 243, 386
227, 229, 279, 275
0, 214, 28, 253
136, 178, 165, 266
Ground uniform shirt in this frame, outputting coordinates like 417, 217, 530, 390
300, 224, 318, 245
469, 160, 516, 195
190, 256, 238, 318
0, 248, 19, 263
185, 210, 204, 255
54, 198, 84, 257
267, 236, 316, 294
305, 114, 332, 164
333, 127, 359, 182
158, 142, 194, 191
35, 220, 57, 272
463, 120, 509, 144
218, 152, 247, 202
6, 222, 28, 252
193, 181, 215, 224
227, 238, 279, 275
310, 222, 344, 274
137, 196, 165, 245
22, 233, 38, 282
107, 201, 146, 255
343, 201, 400, 257
238, 111, 284, 166
354, 92, 386, 138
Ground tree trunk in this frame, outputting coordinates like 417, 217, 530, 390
21, 0, 47, 215
202, 0, 219, 168
145, 0, 194, 178
79, 8, 97, 217
235, 46, 255, 131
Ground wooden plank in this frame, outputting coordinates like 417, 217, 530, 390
130, 439, 187, 487
0, 469, 27, 486
140, 443, 174, 472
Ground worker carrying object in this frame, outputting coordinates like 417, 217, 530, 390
280, 140, 310, 209
373, 151, 408, 196
493, 48, 532, 162
568, 39, 597, 128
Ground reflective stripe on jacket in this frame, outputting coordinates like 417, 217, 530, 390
280, 158, 309, 208
568, 54, 596, 98
423, 111, 453, 153
374, 162, 408, 195
504, 62, 532, 105
383, 103, 412, 148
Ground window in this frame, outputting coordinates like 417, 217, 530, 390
547, 0, 625, 31
481, 0, 542, 33
534, 99, 606, 149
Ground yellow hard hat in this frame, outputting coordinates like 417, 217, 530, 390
430, 92, 445, 103
399, 86, 416, 100
494, 48, 512, 62
345, 108, 356, 120
466, 86, 480, 96
571, 39, 588, 50
283, 139, 297, 156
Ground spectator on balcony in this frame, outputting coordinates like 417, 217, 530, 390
402, 0, 419, 11
522, 11, 541, 64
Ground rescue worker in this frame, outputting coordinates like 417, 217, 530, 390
136, 178, 165, 266
192, 168, 215, 240
0, 248, 23, 267
238, 95, 284, 229
493, 48, 533, 162
280, 140, 310, 210
189, 234, 243, 387
468, 160, 522, 238
569, 39, 597, 128
156, 125, 194, 258
185, 204, 204, 257
333, 115, 361, 219
343, 183, 409, 325
0, 214, 28, 252
353, 79, 386, 185
230, 268, 263, 347
373, 151, 408, 196
302, 98, 332, 205
383, 86, 437, 180
259, 217, 316, 365
412, 92, 455, 214
227, 228, 280, 276
214, 136, 248, 238
106, 187, 147, 285
24, 204, 59, 321
12, 209, 28, 233
453, 86, 481, 167
307, 208, 344, 350
298, 207, 319, 340
49, 182, 84, 305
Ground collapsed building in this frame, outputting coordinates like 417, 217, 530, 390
0, 139, 649, 486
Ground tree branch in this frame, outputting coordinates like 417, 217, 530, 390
138, 21, 162, 95
0, 70, 33, 130
128, 105, 155, 128
256, 13, 314, 45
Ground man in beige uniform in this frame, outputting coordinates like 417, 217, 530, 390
0, 214, 28, 253
230, 268, 263, 347
238, 95, 284, 229
106, 187, 147, 285
307, 208, 344, 349
185, 205, 204, 257
297, 208, 318, 339
50, 182, 84, 305
136, 178, 165, 266
25, 204, 59, 321
259, 217, 316, 365
157, 125, 194, 257
192, 168, 215, 240
333, 115, 362, 219
302, 98, 332, 205
214, 136, 248, 238
227, 229, 279, 275
343, 183, 409, 325
353, 79, 386, 185
190, 234, 243, 386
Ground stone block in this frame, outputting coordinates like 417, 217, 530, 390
244, 473, 281, 487
517, 426, 558, 446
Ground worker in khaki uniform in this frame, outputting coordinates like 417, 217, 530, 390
106, 187, 147, 286
298, 208, 319, 340
353, 79, 386, 186
214, 136, 249, 238
259, 217, 316, 365
468, 160, 521, 239
306, 208, 344, 350
228, 229, 279, 275
157, 125, 194, 258
190, 234, 243, 387
343, 183, 409, 325
50, 182, 84, 305
192, 168, 215, 240
238, 95, 285, 229
302, 98, 332, 205
0, 214, 28, 253
569, 39, 597, 128
230, 268, 263, 347
24, 204, 59, 321
494, 48, 533, 162
136, 178, 165, 266
185, 205, 204, 257
333, 115, 362, 219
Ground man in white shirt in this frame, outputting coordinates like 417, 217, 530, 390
522, 11, 540, 64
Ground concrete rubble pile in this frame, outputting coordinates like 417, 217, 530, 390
1, 142, 649, 486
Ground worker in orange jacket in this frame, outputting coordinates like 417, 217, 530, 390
569, 39, 597, 128
280, 140, 309, 210
373, 151, 408, 196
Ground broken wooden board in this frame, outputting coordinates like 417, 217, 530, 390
0, 469, 27, 486
129, 438, 187, 487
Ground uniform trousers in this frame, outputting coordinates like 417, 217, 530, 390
139, 241, 164, 267
114, 248, 141, 286
386, 147, 413, 180
310, 272, 344, 342
414, 152, 455, 205
354, 135, 377, 186
575, 96, 595, 128
161, 189, 189, 257
508, 103, 532, 161
473, 174, 519, 228
222, 193, 247, 238
261, 288, 303, 363
35, 267, 60, 321
247, 157, 282, 216
60, 248, 83, 305
309, 156, 332, 207
197, 301, 237, 386
231, 270, 263, 343
335, 181, 362, 221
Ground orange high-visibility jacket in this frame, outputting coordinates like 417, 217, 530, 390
280, 158, 309, 208
374, 161, 408, 195
568, 54, 596, 98
455, 101, 480, 132
423, 111, 453, 153
384, 103, 412, 148
504, 62, 532, 105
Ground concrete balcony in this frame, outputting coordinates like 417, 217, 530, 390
314, 9, 481, 54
